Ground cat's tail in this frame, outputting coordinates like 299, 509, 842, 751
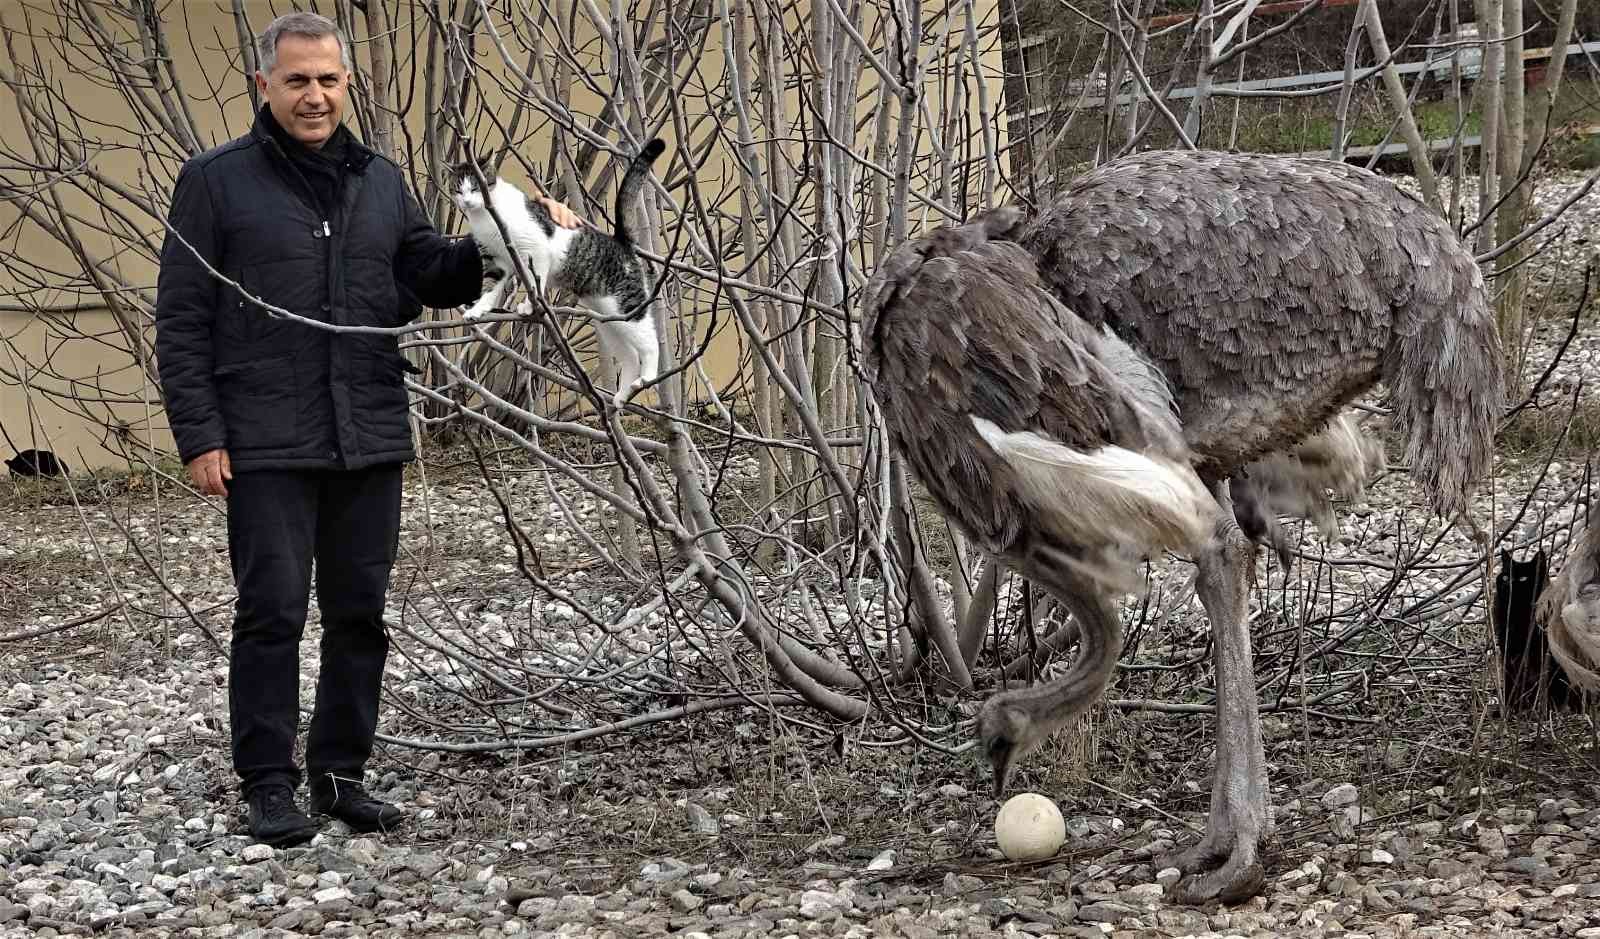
612, 138, 666, 247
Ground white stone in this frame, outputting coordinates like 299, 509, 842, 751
798, 889, 843, 919
241, 844, 275, 863
1477, 827, 1507, 853
1321, 783, 1359, 809
312, 886, 351, 905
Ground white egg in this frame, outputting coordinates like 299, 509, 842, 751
994, 792, 1066, 861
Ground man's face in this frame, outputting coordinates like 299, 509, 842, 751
255, 33, 347, 149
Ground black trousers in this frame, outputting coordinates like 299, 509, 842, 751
226, 464, 403, 795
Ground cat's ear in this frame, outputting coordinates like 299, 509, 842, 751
1499, 548, 1513, 567
451, 146, 494, 181
489, 148, 516, 178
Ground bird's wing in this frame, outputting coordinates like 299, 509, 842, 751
863, 211, 1212, 578
1018, 150, 1479, 477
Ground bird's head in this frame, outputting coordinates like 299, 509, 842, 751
976, 698, 1044, 798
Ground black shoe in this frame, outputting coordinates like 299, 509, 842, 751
246, 784, 319, 847
309, 776, 404, 833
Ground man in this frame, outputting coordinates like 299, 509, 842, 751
154, 11, 580, 847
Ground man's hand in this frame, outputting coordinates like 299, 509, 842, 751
538, 197, 583, 230
187, 448, 232, 497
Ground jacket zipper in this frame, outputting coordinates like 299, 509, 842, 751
260, 131, 348, 463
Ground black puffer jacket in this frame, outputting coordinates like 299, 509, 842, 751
155, 108, 480, 472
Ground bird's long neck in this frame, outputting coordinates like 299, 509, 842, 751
999, 547, 1125, 737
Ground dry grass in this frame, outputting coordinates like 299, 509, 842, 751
1496, 397, 1600, 462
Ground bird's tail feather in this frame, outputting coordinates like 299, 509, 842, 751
1386, 267, 1502, 524
971, 416, 1213, 591
1242, 411, 1386, 540
1538, 513, 1600, 692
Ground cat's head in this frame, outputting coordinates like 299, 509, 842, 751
445, 153, 504, 213
1496, 548, 1550, 594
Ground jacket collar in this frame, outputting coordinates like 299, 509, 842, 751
251, 105, 377, 175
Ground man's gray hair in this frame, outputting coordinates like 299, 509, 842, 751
256, 12, 352, 73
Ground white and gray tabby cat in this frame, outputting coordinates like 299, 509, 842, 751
449, 138, 666, 406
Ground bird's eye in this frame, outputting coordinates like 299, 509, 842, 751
987, 736, 1010, 759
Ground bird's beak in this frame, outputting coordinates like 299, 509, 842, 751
989, 742, 1017, 798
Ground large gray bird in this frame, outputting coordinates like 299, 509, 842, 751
861, 150, 1503, 904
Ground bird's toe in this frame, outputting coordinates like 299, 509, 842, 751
1167, 857, 1266, 906
1162, 835, 1266, 906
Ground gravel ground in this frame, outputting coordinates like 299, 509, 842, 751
3, 168, 1600, 939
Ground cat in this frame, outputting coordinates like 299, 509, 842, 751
449, 137, 666, 407
5, 448, 67, 478
1492, 547, 1581, 712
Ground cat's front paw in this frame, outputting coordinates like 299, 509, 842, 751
514, 299, 534, 318
609, 381, 638, 410
463, 304, 488, 322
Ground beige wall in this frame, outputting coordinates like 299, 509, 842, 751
0, 311, 169, 474
0, 0, 1009, 470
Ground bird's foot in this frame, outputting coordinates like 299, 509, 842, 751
1162, 827, 1267, 906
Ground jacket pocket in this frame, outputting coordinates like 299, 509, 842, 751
213, 355, 297, 450
232, 266, 264, 343
374, 350, 419, 414
228, 267, 284, 347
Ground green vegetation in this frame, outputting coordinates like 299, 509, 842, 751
1216, 77, 1599, 165
1227, 97, 1485, 156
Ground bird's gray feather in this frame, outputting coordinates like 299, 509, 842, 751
862, 208, 1203, 584
1018, 150, 1500, 519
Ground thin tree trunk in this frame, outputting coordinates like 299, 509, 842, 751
1361, 0, 1442, 212
362, 0, 399, 161
1330, 11, 1365, 160
1495, 0, 1528, 387
1180, 0, 1214, 144
1472, 0, 1504, 260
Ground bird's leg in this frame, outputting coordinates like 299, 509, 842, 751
1166, 485, 1273, 906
